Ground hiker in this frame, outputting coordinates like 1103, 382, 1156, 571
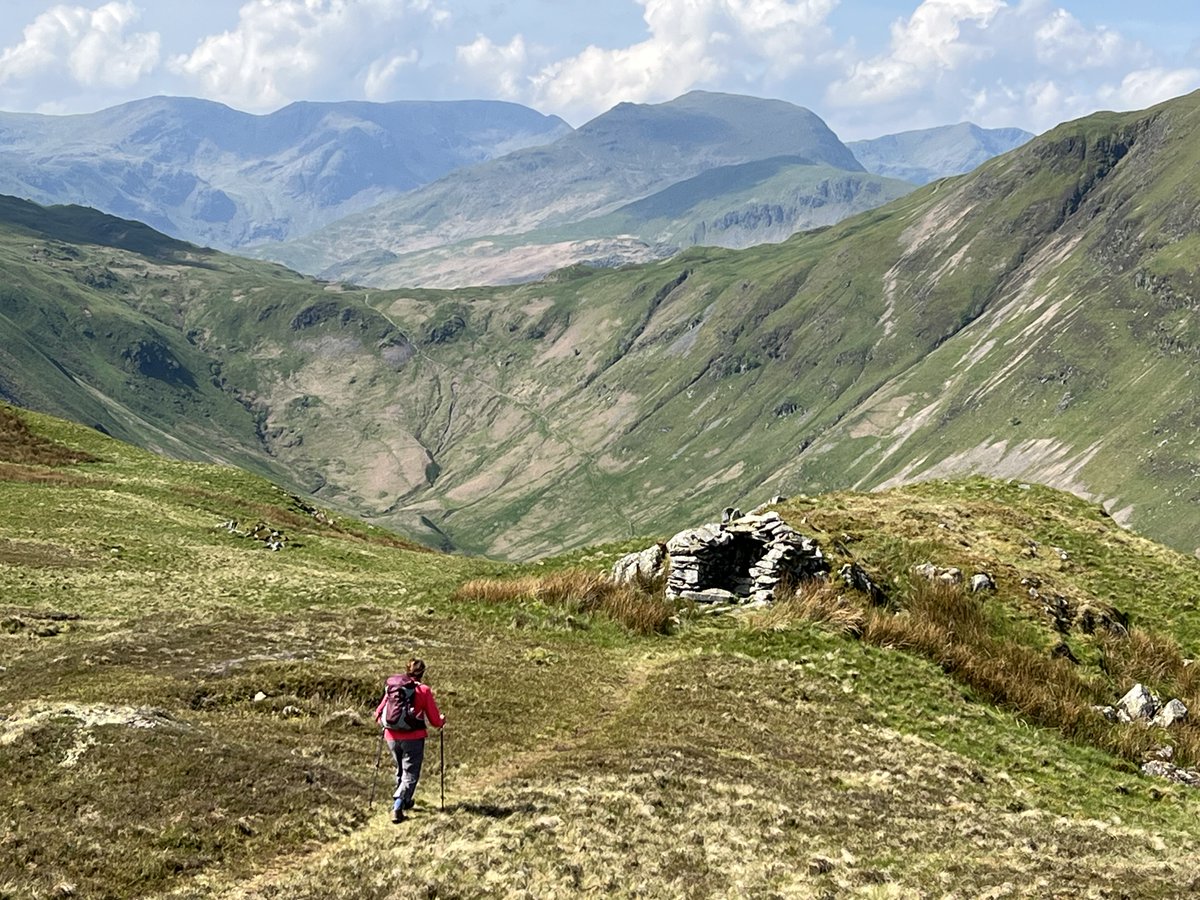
373, 657, 445, 823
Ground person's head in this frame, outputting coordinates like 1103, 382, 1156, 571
406, 658, 426, 681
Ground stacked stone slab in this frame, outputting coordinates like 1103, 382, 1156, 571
665, 511, 827, 605
664, 523, 734, 600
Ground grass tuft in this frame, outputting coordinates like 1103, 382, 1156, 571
452, 568, 675, 635
0, 404, 97, 467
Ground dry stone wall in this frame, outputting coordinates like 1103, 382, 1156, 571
612, 509, 827, 607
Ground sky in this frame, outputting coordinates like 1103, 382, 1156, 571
0, 0, 1197, 139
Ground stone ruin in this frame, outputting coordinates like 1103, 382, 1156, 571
613, 506, 828, 607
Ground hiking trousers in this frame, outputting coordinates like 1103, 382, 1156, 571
387, 738, 425, 812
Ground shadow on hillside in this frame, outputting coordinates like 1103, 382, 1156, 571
449, 801, 540, 819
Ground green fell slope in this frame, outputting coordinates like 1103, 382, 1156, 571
1, 92, 1200, 562
5, 405, 1200, 898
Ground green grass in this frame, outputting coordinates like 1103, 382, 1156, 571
5, 407, 1200, 897
4, 92, 1200, 566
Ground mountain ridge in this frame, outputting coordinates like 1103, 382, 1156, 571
0, 92, 1198, 560
849, 121, 1035, 184
0, 95, 571, 249
262, 90, 874, 284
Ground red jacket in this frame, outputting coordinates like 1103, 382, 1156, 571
374, 681, 444, 741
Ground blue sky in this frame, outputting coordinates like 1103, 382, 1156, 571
0, 1, 1197, 139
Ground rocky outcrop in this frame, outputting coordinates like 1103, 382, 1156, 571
662, 510, 826, 605
1094, 683, 1189, 727
611, 543, 667, 584
1142, 759, 1200, 788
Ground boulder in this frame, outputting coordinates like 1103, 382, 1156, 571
912, 562, 962, 585
1152, 699, 1189, 728
839, 562, 889, 605
1142, 759, 1200, 788
1116, 684, 1159, 722
969, 572, 996, 593
679, 588, 740, 604
611, 543, 667, 584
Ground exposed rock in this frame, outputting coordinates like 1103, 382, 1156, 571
1051, 641, 1079, 664
1142, 759, 1200, 789
1044, 596, 1128, 636
1075, 603, 1129, 636
969, 572, 996, 592
912, 563, 963, 585
1117, 684, 1158, 721
808, 856, 836, 875
679, 588, 740, 604
839, 562, 889, 605
611, 543, 667, 584
253, 691, 268, 703
1092, 705, 1118, 722
220, 519, 289, 551
1153, 699, 1189, 728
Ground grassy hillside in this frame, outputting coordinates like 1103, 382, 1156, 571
2, 91, 1200, 564
316, 159, 914, 289
4, 405, 1200, 898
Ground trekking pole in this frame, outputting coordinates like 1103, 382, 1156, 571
440, 727, 446, 812
367, 728, 385, 809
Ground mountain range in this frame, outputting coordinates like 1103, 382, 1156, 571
0, 92, 1029, 290
849, 122, 1035, 184
0, 90, 1198, 561
0, 96, 570, 250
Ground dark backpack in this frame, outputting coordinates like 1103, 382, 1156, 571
382, 674, 425, 731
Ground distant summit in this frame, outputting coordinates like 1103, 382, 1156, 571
266, 90, 882, 286
0, 96, 570, 249
849, 122, 1035, 184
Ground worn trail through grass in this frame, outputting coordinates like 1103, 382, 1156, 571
157, 649, 682, 899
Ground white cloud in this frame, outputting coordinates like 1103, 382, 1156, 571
828, 0, 1005, 106
171, 0, 449, 111
1098, 67, 1200, 112
823, 1, 1193, 138
0, 2, 160, 89
456, 0, 842, 122
364, 51, 420, 100
1033, 8, 1126, 71
456, 34, 528, 100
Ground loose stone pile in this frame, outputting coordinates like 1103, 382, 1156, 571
1094, 683, 1189, 728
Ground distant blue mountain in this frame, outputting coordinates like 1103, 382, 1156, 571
0, 96, 571, 249
849, 123, 1035, 184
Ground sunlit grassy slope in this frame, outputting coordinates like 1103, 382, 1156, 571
5, 405, 1200, 899
7, 92, 1200, 565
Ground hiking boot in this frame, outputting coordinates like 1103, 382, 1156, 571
391, 808, 406, 824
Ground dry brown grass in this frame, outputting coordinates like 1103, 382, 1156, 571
0, 405, 97, 467
762, 576, 1200, 768
1100, 627, 1200, 698
752, 579, 865, 637
453, 568, 675, 634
